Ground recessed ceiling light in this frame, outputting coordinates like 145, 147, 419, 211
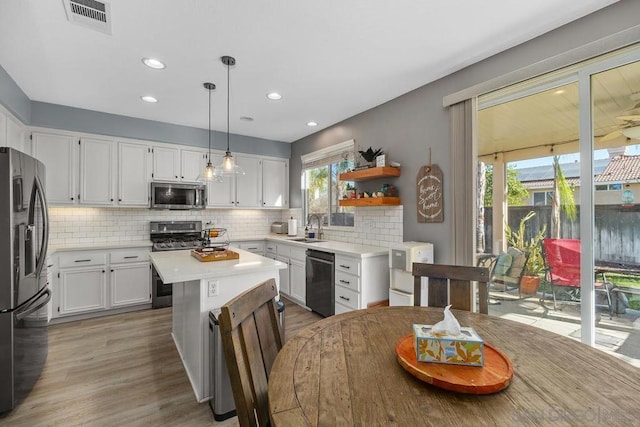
554, 89, 565, 95
267, 92, 282, 100
240, 116, 254, 122
141, 95, 158, 103
306, 121, 318, 127
142, 57, 166, 70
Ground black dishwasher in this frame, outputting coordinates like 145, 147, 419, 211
306, 249, 335, 317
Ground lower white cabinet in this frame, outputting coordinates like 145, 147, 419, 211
110, 263, 151, 307
276, 255, 290, 295
52, 247, 151, 319
59, 267, 107, 315
289, 248, 306, 304
334, 254, 389, 314
237, 241, 265, 255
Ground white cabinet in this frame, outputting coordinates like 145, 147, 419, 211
266, 241, 306, 304
207, 154, 265, 208
237, 241, 265, 255
334, 254, 389, 314
152, 146, 207, 182
235, 156, 262, 208
152, 146, 180, 181
52, 247, 151, 319
0, 109, 26, 152
207, 153, 235, 207
289, 247, 306, 304
276, 255, 290, 295
262, 159, 288, 208
118, 141, 151, 206
79, 137, 115, 205
59, 267, 108, 315
181, 149, 206, 182
32, 132, 77, 204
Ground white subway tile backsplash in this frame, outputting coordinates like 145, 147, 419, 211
48, 205, 403, 248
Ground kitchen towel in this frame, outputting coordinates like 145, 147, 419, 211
288, 218, 297, 236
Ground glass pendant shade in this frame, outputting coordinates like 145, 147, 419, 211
200, 82, 221, 182
216, 55, 245, 176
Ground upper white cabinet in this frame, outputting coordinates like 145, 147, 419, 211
152, 146, 180, 181
235, 156, 262, 208
152, 146, 208, 182
32, 132, 78, 205
0, 108, 26, 152
262, 158, 288, 208
181, 149, 207, 182
118, 142, 151, 206
30, 128, 289, 209
207, 153, 235, 207
80, 137, 115, 205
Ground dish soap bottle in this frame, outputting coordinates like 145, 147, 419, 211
304, 225, 309, 238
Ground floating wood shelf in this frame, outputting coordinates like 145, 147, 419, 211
339, 166, 401, 181
339, 197, 401, 207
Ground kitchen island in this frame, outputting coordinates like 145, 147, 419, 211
149, 248, 287, 402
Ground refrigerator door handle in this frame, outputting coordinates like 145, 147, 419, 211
33, 174, 49, 279
15, 287, 51, 321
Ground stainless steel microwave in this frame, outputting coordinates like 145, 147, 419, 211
150, 182, 206, 210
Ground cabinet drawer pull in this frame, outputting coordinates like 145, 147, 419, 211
74, 259, 92, 263
124, 256, 139, 259
339, 279, 350, 285
339, 295, 351, 302
247, 247, 258, 250
339, 264, 350, 269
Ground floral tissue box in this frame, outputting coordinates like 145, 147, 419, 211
413, 324, 484, 367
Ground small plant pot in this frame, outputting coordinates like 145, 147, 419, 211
520, 276, 540, 295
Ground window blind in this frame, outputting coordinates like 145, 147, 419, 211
301, 139, 355, 169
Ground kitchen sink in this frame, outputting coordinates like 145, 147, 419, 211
288, 238, 325, 243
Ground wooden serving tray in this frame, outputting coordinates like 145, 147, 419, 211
395, 334, 513, 394
191, 248, 239, 262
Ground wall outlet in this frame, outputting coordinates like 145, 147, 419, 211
208, 280, 219, 297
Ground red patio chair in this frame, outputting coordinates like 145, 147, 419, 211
542, 238, 612, 318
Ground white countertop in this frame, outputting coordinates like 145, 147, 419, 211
149, 247, 287, 284
48, 240, 153, 254
264, 235, 388, 258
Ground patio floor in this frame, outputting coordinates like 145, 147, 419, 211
488, 291, 640, 368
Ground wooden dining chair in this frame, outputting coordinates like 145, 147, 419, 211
218, 278, 284, 427
412, 263, 491, 314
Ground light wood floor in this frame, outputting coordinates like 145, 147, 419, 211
1, 297, 322, 426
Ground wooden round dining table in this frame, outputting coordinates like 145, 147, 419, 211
268, 306, 640, 426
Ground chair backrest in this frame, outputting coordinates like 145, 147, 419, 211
491, 247, 529, 287
542, 238, 581, 287
412, 263, 490, 314
218, 278, 284, 427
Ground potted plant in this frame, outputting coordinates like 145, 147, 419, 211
505, 211, 546, 294
343, 182, 356, 199
358, 147, 384, 168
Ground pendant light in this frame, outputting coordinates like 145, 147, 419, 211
201, 82, 219, 182
218, 55, 245, 176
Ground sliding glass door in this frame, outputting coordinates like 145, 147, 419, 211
477, 45, 640, 365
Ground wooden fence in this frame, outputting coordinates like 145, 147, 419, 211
483, 205, 640, 264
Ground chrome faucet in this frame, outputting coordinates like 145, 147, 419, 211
309, 214, 324, 240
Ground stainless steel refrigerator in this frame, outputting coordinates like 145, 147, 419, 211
0, 147, 50, 414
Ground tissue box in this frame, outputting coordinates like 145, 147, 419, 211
413, 324, 484, 367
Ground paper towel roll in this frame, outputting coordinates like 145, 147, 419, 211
288, 218, 297, 236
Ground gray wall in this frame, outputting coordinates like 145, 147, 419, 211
290, 0, 640, 263
30, 102, 290, 158
0, 64, 30, 124
0, 66, 290, 159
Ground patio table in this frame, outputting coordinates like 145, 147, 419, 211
268, 306, 640, 426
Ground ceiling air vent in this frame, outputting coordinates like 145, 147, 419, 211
63, 0, 112, 35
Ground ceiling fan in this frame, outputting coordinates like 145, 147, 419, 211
601, 93, 640, 142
